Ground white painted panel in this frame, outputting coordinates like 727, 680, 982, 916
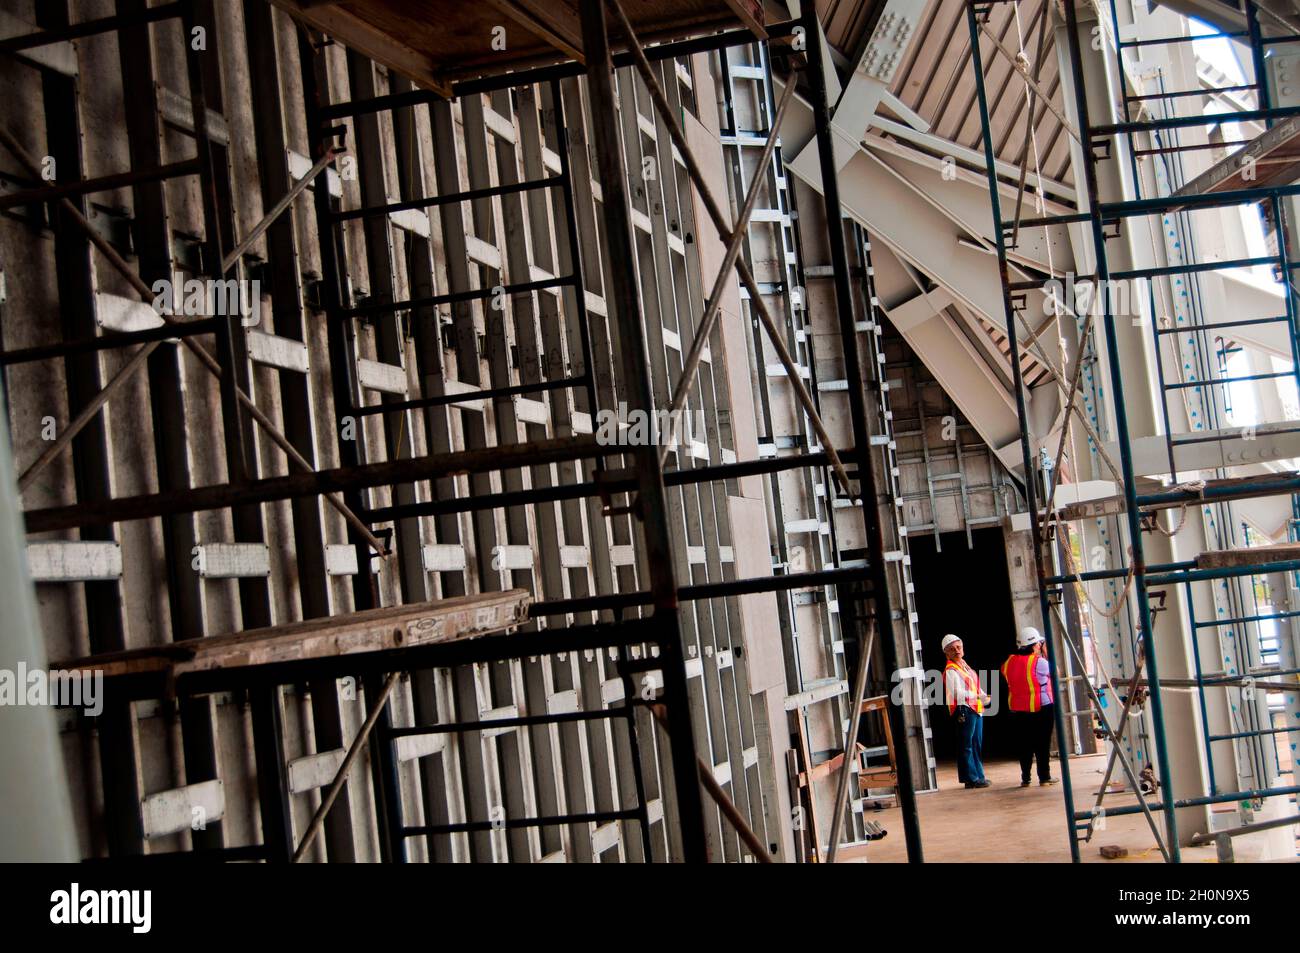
394, 732, 446, 763
288, 747, 345, 794
357, 358, 408, 395
465, 234, 502, 270
96, 292, 164, 333
248, 330, 310, 373
26, 542, 122, 582
547, 690, 579, 714
493, 544, 533, 571
514, 397, 549, 426
389, 207, 431, 238
481, 704, 519, 739
195, 543, 270, 578
559, 545, 588, 568
591, 821, 621, 854
325, 544, 359, 577
783, 678, 849, 711
601, 678, 625, 705
141, 780, 225, 839
287, 149, 342, 197
422, 544, 467, 572
483, 105, 517, 143
428, 377, 488, 412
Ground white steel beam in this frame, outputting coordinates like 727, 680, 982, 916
825, 0, 929, 171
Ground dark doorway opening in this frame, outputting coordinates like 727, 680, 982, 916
909, 527, 1019, 762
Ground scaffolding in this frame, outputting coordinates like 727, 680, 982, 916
967, 0, 1300, 862
0, 0, 921, 862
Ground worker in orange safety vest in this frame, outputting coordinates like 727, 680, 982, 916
942, 634, 991, 789
1001, 626, 1059, 788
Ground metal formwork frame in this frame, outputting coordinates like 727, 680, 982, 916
0, 0, 919, 862
716, 37, 861, 849
966, 0, 1300, 863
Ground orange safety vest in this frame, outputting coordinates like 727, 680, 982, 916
944, 660, 983, 715
1001, 653, 1052, 712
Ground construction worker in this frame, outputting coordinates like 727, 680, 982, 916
1001, 626, 1059, 787
942, 634, 991, 788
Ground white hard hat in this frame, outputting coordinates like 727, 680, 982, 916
1018, 626, 1045, 648
941, 634, 961, 652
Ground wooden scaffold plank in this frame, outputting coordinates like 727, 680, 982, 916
59, 590, 531, 679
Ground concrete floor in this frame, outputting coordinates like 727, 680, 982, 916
853, 754, 1219, 863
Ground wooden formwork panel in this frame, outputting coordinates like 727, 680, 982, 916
268, 0, 764, 94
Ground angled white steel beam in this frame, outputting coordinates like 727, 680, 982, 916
863, 141, 1071, 281
825, 0, 929, 171
878, 90, 930, 132
871, 246, 1026, 473
786, 116, 1050, 334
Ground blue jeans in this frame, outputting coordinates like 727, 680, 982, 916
955, 706, 986, 783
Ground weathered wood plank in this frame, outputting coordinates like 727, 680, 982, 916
1196, 543, 1300, 571
58, 590, 531, 678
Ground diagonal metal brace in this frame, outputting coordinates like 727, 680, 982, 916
604, 0, 855, 497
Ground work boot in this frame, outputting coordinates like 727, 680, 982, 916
1020, 778, 1031, 788
1039, 777, 1059, 786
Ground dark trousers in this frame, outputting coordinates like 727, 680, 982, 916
954, 706, 985, 783
1012, 704, 1055, 782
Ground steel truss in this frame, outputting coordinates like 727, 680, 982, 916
0, 0, 920, 861
967, 0, 1300, 862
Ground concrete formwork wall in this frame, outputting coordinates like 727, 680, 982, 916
712, 45, 876, 849
883, 330, 1013, 542
0, 0, 790, 861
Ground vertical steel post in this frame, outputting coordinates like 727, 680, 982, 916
297, 24, 407, 862
1247, 1, 1272, 115
1059, 0, 1179, 859
35, 0, 144, 856
802, 4, 924, 862
550, 77, 601, 426
578, 0, 710, 861
1184, 585, 1219, 795
965, 1, 1081, 862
